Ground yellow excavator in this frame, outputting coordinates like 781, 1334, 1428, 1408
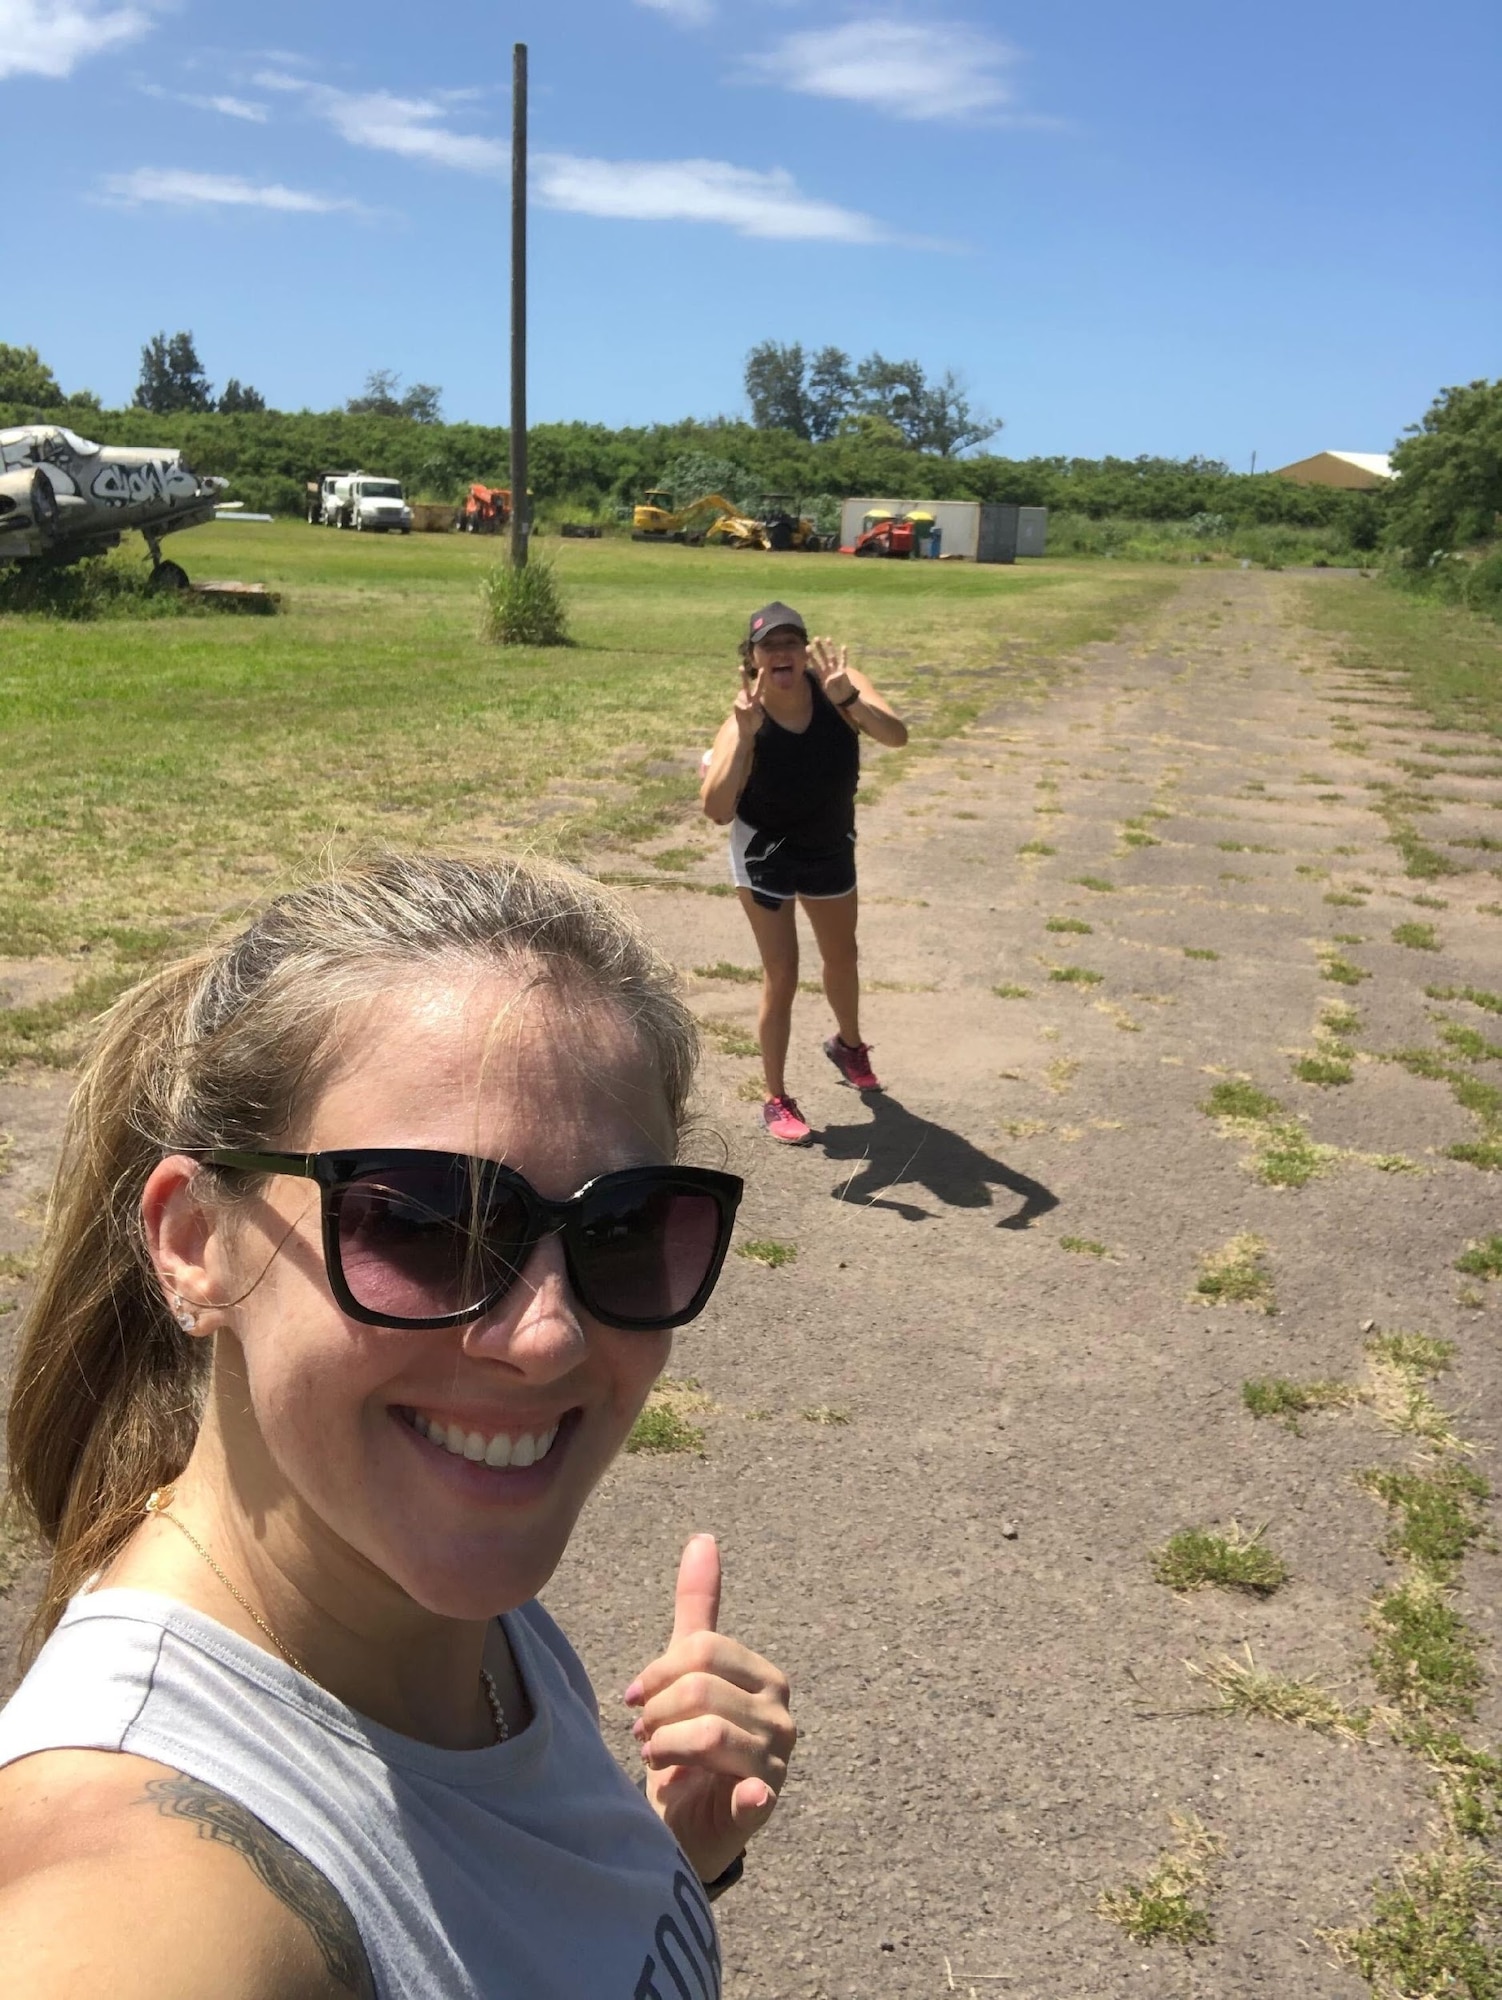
631, 489, 737, 542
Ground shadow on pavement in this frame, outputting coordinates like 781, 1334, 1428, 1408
818, 1092, 1059, 1228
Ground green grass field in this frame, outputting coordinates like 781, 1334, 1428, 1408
1300, 577, 1502, 737
0, 524, 1173, 988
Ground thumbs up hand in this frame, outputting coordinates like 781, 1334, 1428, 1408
623, 1534, 796, 1887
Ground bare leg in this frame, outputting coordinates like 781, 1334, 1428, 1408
801, 890, 861, 1047
737, 890, 800, 1098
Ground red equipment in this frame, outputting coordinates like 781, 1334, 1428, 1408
852, 510, 916, 559
461, 483, 512, 533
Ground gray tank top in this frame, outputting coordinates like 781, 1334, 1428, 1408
0, 1589, 721, 2000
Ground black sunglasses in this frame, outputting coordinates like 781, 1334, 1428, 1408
192, 1149, 743, 1333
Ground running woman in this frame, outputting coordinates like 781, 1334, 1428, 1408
700, 601, 908, 1144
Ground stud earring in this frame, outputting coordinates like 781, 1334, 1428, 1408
171, 1291, 199, 1332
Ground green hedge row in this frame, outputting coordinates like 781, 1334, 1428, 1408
0, 402, 1385, 541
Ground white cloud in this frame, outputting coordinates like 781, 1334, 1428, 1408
533, 153, 888, 243
232, 65, 911, 245
0, 0, 154, 80
101, 167, 363, 214
198, 93, 268, 123
749, 19, 1021, 121
138, 82, 271, 122
255, 71, 507, 173
634, 0, 714, 23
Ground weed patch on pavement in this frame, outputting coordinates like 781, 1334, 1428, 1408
1201, 1079, 1337, 1189
737, 1240, 797, 1268
1295, 1052, 1354, 1086
1097, 1814, 1223, 1949
1152, 1523, 1288, 1595
1242, 1376, 1360, 1431
696, 1015, 759, 1058
1428, 984, 1502, 1017
1187, 1650, 1369, 1738
1195, 1233, 1276, 1312
1456, 1235, 1502, 1280
627, 1379, 711, 1457
1393, 921, 1442, 951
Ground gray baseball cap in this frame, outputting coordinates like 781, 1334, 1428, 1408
745, 601, 806, 645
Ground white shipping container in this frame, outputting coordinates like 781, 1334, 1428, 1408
839, 498, 1046, 561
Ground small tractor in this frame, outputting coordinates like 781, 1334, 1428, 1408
851, 508, 936, 558
752, 493, 823, 551
701, 494, 826, 551
460, 484, 511, 533
702, 507, 769, 550
852, 509, 913, 558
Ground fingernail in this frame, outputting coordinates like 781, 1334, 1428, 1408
640, 1743, 656, 1767
631, 1719, 647, 1742
623, 1679, 644, 1706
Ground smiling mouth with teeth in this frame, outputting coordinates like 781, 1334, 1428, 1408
406, 1410, 562, 1469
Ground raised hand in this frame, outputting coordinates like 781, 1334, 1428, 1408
808, 635, 855, 707
624, 1534, 795, 1887
734, 661, 768, 739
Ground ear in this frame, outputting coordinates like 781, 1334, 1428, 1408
141, 1155, 231, 1335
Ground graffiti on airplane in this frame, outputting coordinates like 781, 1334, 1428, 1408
90, 459, 199, 508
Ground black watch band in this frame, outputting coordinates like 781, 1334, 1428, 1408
701, 1852, 745, 1901
835, 687, 860, 708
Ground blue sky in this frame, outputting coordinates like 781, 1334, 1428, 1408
2, 0, 1497, 464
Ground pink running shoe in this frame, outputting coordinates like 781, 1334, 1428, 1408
824, 1036, 882, 1091
761, 1095, 813, 1145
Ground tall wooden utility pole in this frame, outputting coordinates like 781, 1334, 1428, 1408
508, 42, 529, 568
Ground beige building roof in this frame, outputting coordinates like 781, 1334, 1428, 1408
1271, 450, 1394, 490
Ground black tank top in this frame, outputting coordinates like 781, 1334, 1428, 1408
737, 678, 861, 845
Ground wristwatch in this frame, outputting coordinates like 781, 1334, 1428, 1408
702, 1852, 745, 1901
834, 687, 860, 708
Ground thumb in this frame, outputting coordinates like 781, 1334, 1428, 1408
729, 1775, 778, 1837
670, 1532, 721, 1644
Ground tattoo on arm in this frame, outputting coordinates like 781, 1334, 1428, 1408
141, 1777, 375, 1998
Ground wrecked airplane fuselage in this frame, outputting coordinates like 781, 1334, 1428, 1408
0, 423, 228, 582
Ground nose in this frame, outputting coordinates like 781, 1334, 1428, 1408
461, 1232, 590, 1379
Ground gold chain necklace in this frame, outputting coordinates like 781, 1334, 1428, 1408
144, 1487, 507, 1743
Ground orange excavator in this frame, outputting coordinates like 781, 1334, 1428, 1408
460, 484, 511, 533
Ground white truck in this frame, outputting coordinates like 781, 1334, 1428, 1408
319, 471, 413, 533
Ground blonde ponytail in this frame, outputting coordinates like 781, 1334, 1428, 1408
8, 954, 216, 1646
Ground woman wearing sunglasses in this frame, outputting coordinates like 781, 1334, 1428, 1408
700, 601, 908, 1146
0, 853, 795, 1999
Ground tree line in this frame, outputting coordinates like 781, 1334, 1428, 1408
3, 335, 1494, 565
0, 336, 442, 425
0, 396, 1381, 538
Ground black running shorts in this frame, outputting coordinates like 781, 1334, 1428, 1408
729, 817, 856, 910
